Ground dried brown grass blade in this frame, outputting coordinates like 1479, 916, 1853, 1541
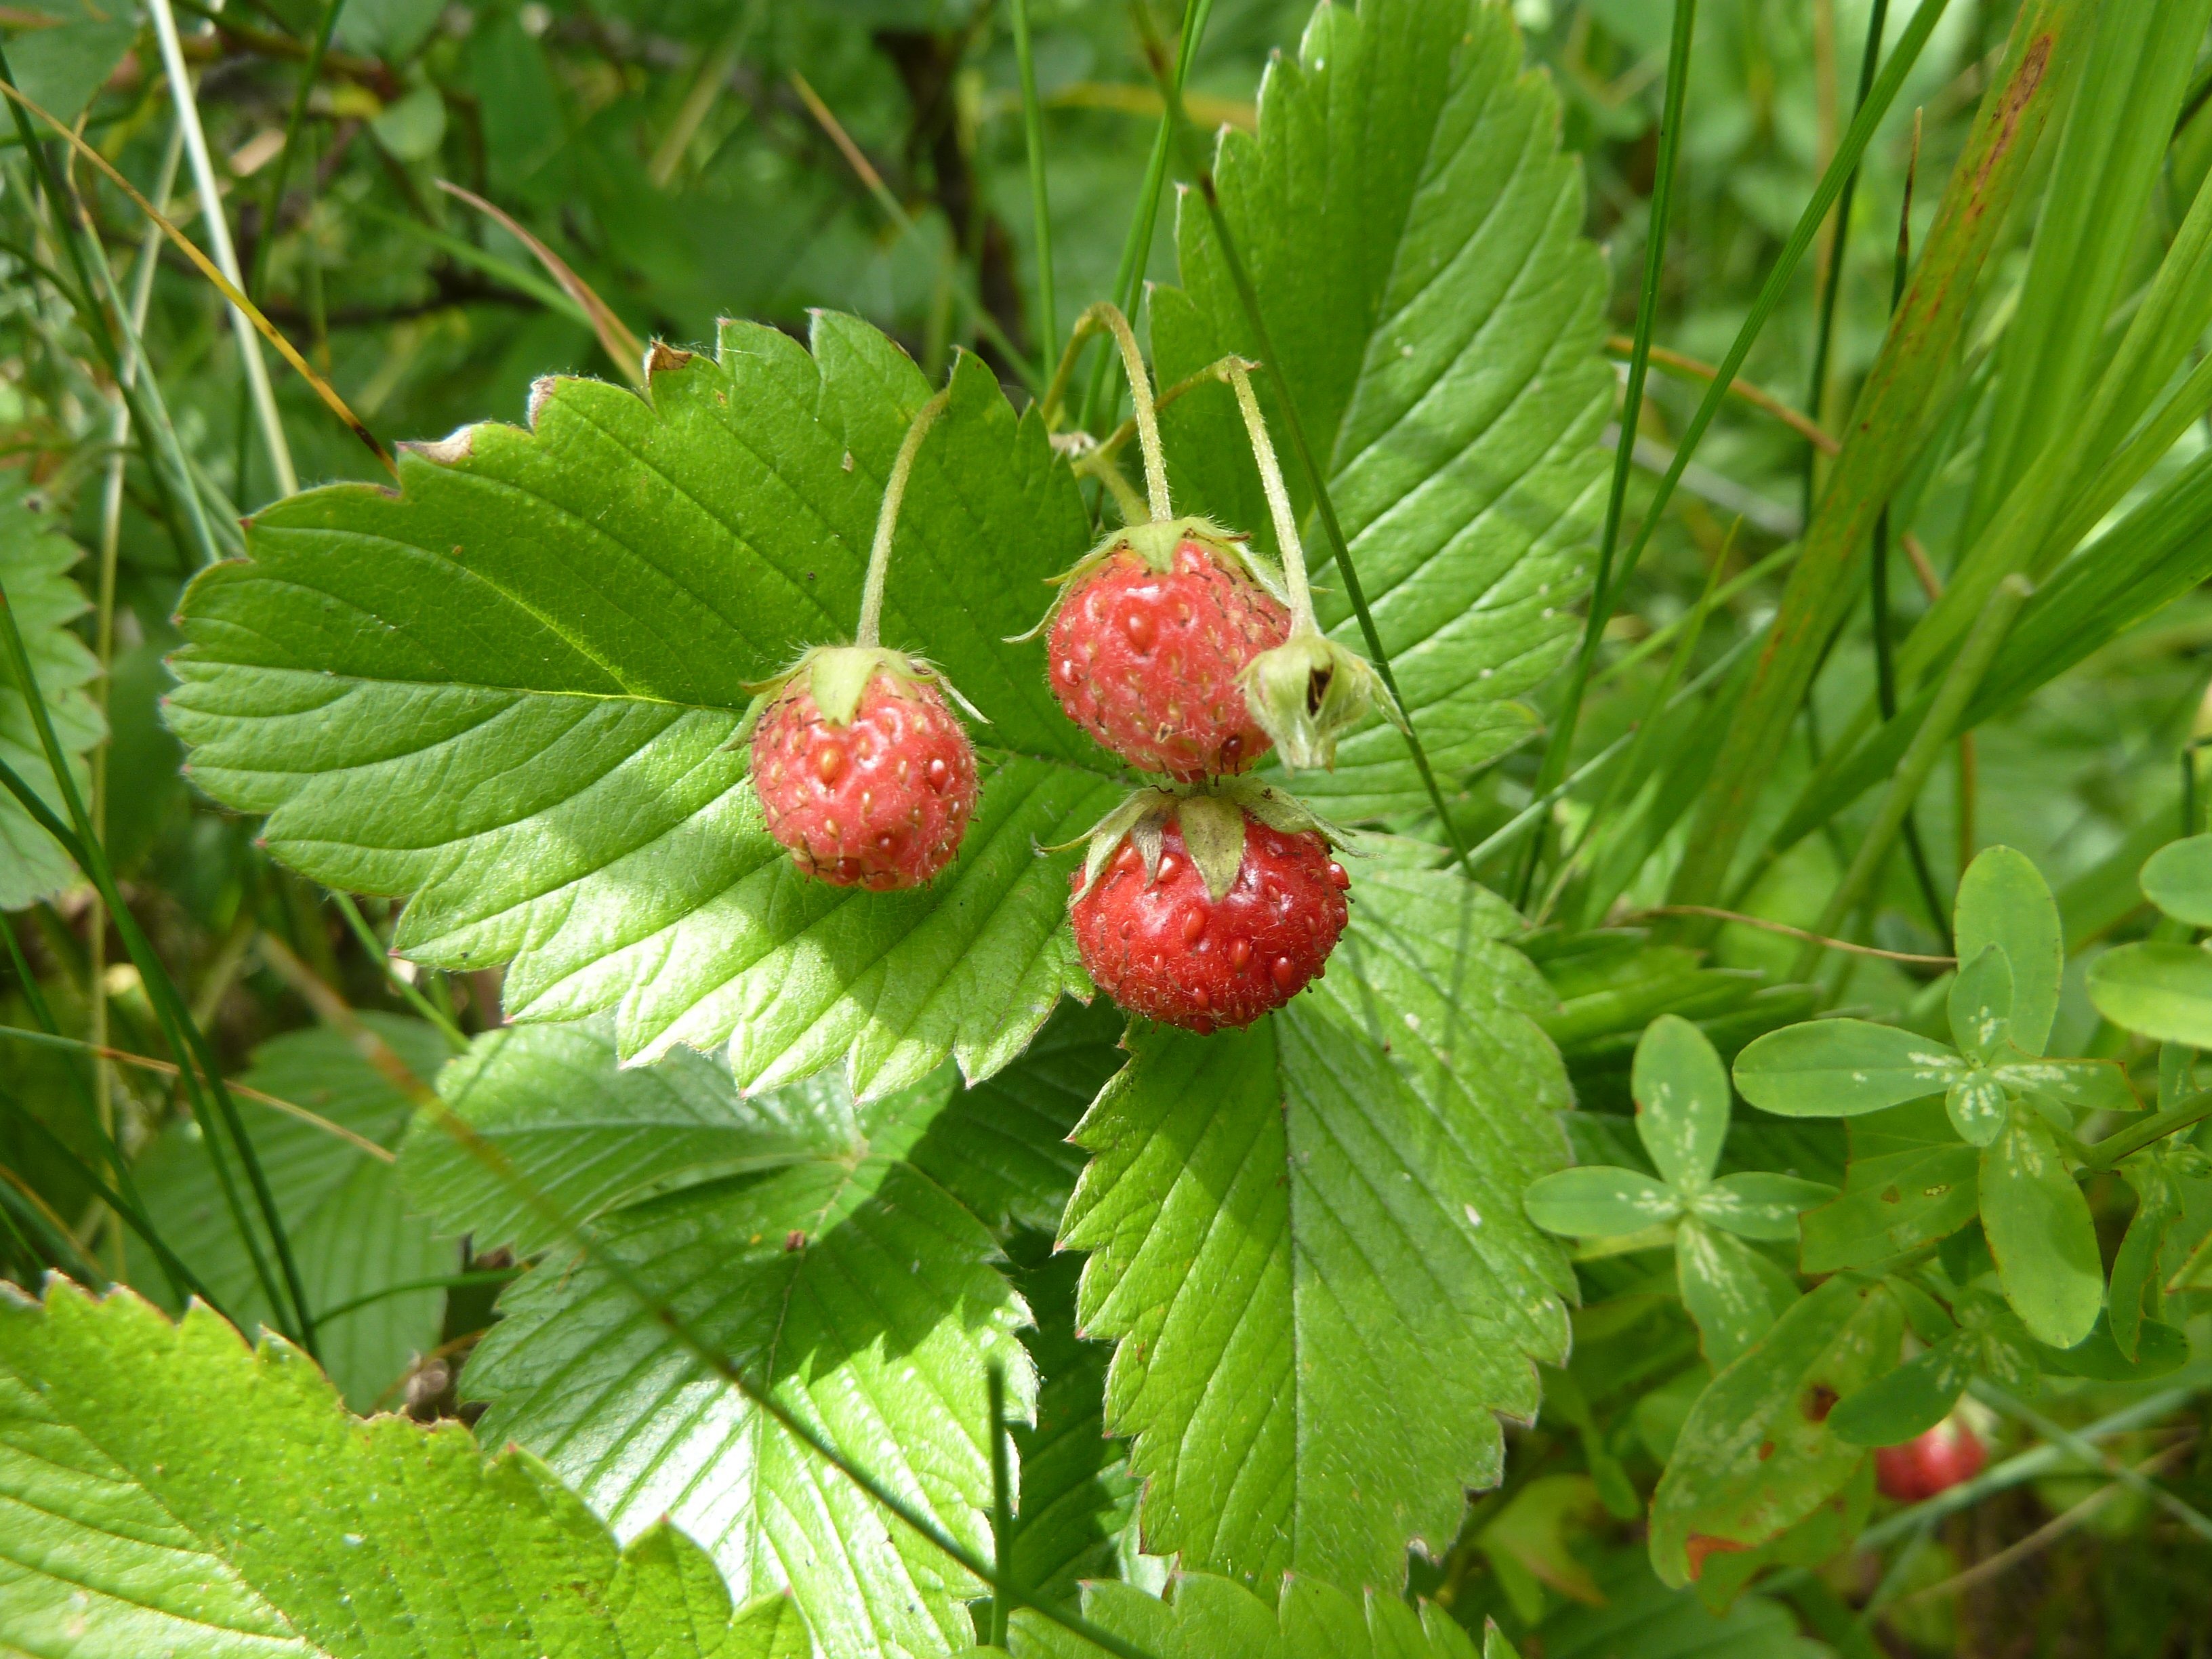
436, 179, 646, 386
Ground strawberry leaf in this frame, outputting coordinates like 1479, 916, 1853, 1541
1010, 1570, 1483, 1658
1151, 0, 1610, 817
1059, 866, 1574, 1591
0, 1282, 807, 1658
168, 317, 1120, 1101
409, 1019, 1034, 1659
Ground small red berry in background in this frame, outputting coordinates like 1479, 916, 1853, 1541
1048, 537, 1288, 779
1069, 806, 1348, 1034
745, 385, 981, 893
752, 665, 977, 890
1875, 1418, 1988, 1502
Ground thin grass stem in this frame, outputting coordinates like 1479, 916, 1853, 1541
329, 893, 469, 1052
1011, 0, 1057, 380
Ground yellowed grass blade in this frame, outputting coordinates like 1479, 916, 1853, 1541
436, 179, 646, 386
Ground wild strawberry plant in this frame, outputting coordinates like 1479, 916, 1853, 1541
5, 0, 2212, 1654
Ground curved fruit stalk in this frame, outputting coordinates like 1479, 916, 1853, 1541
1066, 777, 1352, 1034
1874, 1416, 1988, 1502
1217, 359, 1399, 773
1029, 304, 1290, 780
744, 388, 981, 890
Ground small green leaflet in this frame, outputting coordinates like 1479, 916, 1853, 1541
2140, 832, 2212, 926
0, 1283, 807, 1659
1733, 1019, 1967, 1116
1954, 847, 2063, 1056
405, 1019, 1034, 1659
1149, 0, 1610, 817
132, 1014, 455, 1409
1799, 1103, 1980, 1273
1649, 1275, 1901, 1586
1061, 867, 1574, 1593
169, 316, 1120, 1101
1980, 1114, 2104, 1348
2089, 941, 2212, 1047
1008, 1570, 1482, 1659
0, 480, 102, 909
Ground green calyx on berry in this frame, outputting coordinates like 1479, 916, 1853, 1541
1064, 774, 1355, 905
1010, 514, 1288, 644
1214, 357, 1400, 772
734, 643, 981, 744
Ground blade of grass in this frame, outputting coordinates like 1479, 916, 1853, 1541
435, 180, 644, 386
647, 0, 765, 188
327, 890, 467, 1052
243, 0, 344, 310
1077, 0, 1210, 435
1523, 0, 1698, 902
316, 1269, 519, 1326
0, 590, 316, 1355
144, 0, 296, 497
352, 202, 588, 325
1011, 0, 1056, 381
1149, 40, 1471, 876
1971, 1382, 2212, 1545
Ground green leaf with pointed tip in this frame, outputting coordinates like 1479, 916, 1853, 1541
399, 1016, 838, 1258
1693, 1174, 1835, 1243
1675, 1217, 1785, 1370
2142, 834, 2212, 927
1149, 0, 1610, 817
168, 316, 1123, 1103
2087, 941, 2212, 1047
1060, 867, 1574, 1593
1800, 1103, 1980, 1272
1649, 1275, 1902, 1587
1828, 1336, 1975, 1448
1954, 847, 2064, 1057
130, 1014, 454, 1410
1980, 1116, 2104, 1349
1733, 1020, 1967, 1118
423, 1021, 1034, 1659
0, 1282, 806, 1658
0, 480, 102, 909
1525, 1166, 1683, 1237
1010, 1570, 1482, 1659
1947, 945, 2013, 1062
1635, 1014, 1734, 1192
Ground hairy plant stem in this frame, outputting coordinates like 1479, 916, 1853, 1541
1218, 359, 1315, 631
855, 388, 955, 647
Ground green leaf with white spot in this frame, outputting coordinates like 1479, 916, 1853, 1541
1649, 1275, 1901, 1586
1954, 846, 2063, 1056
1060, 867, 1574, 1592
1733, 1020, 1967, 1118
1828, 1337, 1974, 1448
169, 317, 1124, 1102
1634, 1014, 1733, 1191
1946, 945, 2013, 1061
1149, 0, 1610, 817
0, 481, 102, 909
1981, 1115, 2104, 1348
1525, 1166, 1682, 1237
415, 1020, 1034, 1659
0, 1282, 806, 1658
1692, 1174, 1834, 1242
1946, 1068, 2010, 1146
131, 1015, 455, 1410
2088, 941, 2212, 1047
1675, 1217, 1785, 1370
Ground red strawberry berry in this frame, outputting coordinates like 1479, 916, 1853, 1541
1875, 1418, 1988, 1502
1049, 537, 1289, 779
1071, 812, 1348, 1033
752, 662, 977, 890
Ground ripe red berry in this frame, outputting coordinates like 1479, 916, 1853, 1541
1049, 537, 1290, 779
1875, 1418, 1988, 1502
751, 663, 977, 890
1071, 811, 1348, 1033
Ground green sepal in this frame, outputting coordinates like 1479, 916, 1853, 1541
1010, 514, 1288, 642
1237, 629, 1399, 773
726, 643, 983, 745
1064, 775, 1359, 904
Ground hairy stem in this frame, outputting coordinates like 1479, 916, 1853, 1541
856, 388, 956, 647
1218, 358, 1316, 631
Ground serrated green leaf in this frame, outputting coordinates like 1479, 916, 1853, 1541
1649, 1275, 1901, 1586
426, 1020, 1033, 1659
400, 1016, 842, 1258
1675, 1217, 1785, 1370
1692, 1173, 1835, 1242
1060, 867, 1573, 1591
168, 317, 1122, 1101
1635, 1014, 1733, 1192
1800, 1104, 1980, 1272
1149, 0, 1609, 817
1525, 1166, 1683, 1237
1980, 1115, 2104, 1348
1828, 1337, 1975, 1448
1733, 1019, 1967, 1118
2141, 834, 2212, 926
1010, 1570, 1481, 1659
2087, 941, 2212, 1046
0, 481, 102, 909
0, 1283, 804, 1658
1954, 846, 2064, 1056
131, 1014, 454, 1410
